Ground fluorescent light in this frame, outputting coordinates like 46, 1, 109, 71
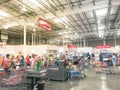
33, 28, 36, 32
58, 32, 62, 34
61, 17, 67, 23
97, 20, 101, 24
0, 10, 10, 17
54, 18, 62, 23
65, 25, 68, 28
21, 6, 27, 11
49, 0, 55, 6
96, 8, 107, 16
65, 35, 69, 38
27, 23, 35, 26
3, 26, 8, 29
98, 26, 105, 30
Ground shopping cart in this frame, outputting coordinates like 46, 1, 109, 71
93, 61, 102, 73
0, 68, 27, 90
69, 62, 86, 79
102, 61, 113, 75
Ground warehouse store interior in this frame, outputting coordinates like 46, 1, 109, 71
0, 0, 120, 90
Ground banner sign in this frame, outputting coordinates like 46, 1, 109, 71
67, 44, 77, 52
96, 45, 111, 49
38, 18, 52, 31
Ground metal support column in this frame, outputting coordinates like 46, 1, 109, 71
23, 24, 26, 57
32, 33, 33, 45
114, 38, 117, 46
83, 38, 86, 47
103, 38, 106, 45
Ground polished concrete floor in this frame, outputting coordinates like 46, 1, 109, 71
44, 68, 120, 90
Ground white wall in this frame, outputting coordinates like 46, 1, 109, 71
0, 45, 60, 56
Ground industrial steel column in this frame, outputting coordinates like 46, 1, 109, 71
23, 24, 26, 57
114, 38, 117, 46
103, 38, 106, 45
83, 38, 86, 47
80, 39, 82, 47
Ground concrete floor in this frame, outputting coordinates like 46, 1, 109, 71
44, 68, 120, 90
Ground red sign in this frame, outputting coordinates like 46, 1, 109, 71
38, 18, 52, 31
67, 44, 77, 52
96, 45, 111, 49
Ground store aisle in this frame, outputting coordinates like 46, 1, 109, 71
44, 68, 120, 90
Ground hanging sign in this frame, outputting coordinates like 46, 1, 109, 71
38, 18, 52, 31
96, 44, 111, 49
67, 44, 77, 52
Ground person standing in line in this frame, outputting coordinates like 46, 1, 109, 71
112, 53, 117, 73
19, 55, 26, 68
10, 55, 16, 69
3, 54, 10, 73
31, 54, 37, 69
26, 55, 31, 67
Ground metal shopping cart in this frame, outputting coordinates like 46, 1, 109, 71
69, 62, 86, 79
102, 60, 113, 75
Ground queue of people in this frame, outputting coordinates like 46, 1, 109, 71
0, 53, 51, 74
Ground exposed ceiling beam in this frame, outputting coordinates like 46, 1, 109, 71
82, 12, 92, 32
69, 15, 83, 31
106, 0, 112, 31
93, 10, 98, 33
114, 5, 120, 25
76, 0, 81, 8
50, 0, 63, 12
43, 0, 120, 19
75, 13, 88, 32
56, 0, 65, 9
67, 15, 82, 33
66, 0, 73, 9
93, 0, 95, 6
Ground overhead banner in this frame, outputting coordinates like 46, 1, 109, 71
67, 44, 77, 52
38, 18, 52, 31
96, 45, 111, 49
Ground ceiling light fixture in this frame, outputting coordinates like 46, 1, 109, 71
65, 35, 69, 38
54, 18, 62, 23
33, 28, 36, 32
98, 26, 105, 30
97, 20, 101, 24
0, 10, 10, 17
65, 25, 68, 28
21, 6, 27, 12
49, 0, 55, 6
58, 32, 62, 34
3, 26, 8, 29
96, 8, 107, 16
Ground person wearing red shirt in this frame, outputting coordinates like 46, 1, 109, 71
26, 55, 31, 66
3, 54, 10, 73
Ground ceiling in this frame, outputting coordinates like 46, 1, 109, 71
0, 0, 120, 45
